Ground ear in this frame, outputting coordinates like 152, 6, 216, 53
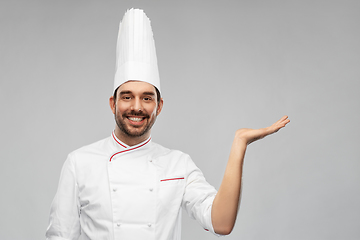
156, 98, 164, 116
109, 96, 116, 114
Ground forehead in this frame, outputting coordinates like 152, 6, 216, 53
118, 81, 156, 94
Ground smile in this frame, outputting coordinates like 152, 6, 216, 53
128, 117, 144, 122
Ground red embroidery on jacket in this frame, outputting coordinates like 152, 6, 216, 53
109, 138, 151, 162
112, 132, 128, 148
160, 177, 185, 182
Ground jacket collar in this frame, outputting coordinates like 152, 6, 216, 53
110, 131, 152, 162
112, 131, 129, 149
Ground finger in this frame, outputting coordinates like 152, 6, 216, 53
273, 116, 287, 126
279, 115, 288, 122
279, 118, 290, 129
279, 116, 290, 125
282, 117, 290, 125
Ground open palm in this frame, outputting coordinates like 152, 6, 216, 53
236, 116, 290, 145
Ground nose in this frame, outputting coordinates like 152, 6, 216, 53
131, 97, 143, 112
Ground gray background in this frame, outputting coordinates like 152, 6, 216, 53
1, 0, 359, 239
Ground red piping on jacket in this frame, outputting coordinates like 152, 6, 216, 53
160, 177, 185, 182
112, 132, 128, 148
109, 137, 151, 162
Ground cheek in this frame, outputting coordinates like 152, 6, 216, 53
115, 103, 128, 115
147, 105, 158, 117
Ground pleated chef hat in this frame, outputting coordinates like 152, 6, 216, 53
114, 8, 161, 94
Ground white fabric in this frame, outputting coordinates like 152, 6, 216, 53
114, 9, 161, 93
46, 133, 219, 240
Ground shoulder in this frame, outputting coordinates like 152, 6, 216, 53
67, 136, 112, 163
151, 142, 190, 160
150, 142, 195, 170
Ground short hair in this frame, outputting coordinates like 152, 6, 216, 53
113, 85, 161, 106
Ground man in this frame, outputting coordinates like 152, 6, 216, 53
46, 9, 290, 240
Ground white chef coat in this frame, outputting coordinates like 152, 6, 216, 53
46, 132, 220, 240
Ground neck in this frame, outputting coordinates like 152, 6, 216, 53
114, 128, 151, 146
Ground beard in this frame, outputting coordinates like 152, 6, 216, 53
114, 109, 157, 138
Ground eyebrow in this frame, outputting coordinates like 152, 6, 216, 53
142, 91, 155, 96
119, 90, 132, 96
119, 91, 155, 96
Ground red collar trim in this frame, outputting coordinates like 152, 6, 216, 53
109, 137, 151, 162
112, 131, 128, 148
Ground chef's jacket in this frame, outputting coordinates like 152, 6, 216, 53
46, 133, 219, 240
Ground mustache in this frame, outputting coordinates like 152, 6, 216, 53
122, 110, 150, 118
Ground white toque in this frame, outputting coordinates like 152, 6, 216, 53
114, 8, 161, 94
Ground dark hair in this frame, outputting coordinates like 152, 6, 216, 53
113, 85, 161, 106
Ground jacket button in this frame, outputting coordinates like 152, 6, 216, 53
117, 223, 121, 227
149, 188, 153, 192
148, 223, 152, 227
113, 188, 117, 192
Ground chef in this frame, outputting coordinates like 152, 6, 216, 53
46, 8, 290, 240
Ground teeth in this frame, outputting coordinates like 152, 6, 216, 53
128, 117, 144, 122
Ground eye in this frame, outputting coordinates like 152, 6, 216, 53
143, 97, 153, 101
121, 95, 132, 100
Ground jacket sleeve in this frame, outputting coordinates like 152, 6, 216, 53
46, 154, 81, 240
181, 155, 222, 236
